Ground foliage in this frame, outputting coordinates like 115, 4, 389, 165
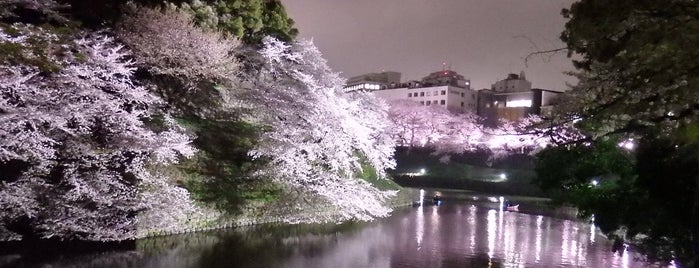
0, 0, 404, 241
171, 0, 298, 43
0, 24, 196, 241
386, 100, 581, 159
537, 0, 699, 265
118, 6, 240, 84
176, 118, 276, 214
242, 37, 397, 221
117, 5, 245, 121
536, 138, 697, 264
117, 5, 276, 215
0, 0, 71, 24
535, 140, 635, 192
558, 0, 699, 138
387, 100, 484, 151
1, 0, 298, 45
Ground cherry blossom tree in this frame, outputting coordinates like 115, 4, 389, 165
484, 116, 547, 155
386, 99, 583, 159
386, 100, 429, 147
387, 100, 484, 152
242, 37, 397, 221
118, 6, 239, 83
0, 24, 196, 241
117, 5, 243, 119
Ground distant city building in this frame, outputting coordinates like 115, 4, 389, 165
345, 71, 401, 92
346, 70, 478, 114
477, 72, 561, 127
345, 70, 561, 120
421, 70, 471, 88
491, 71, 532, 93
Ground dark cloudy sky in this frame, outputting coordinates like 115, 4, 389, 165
282, 0, 577, 91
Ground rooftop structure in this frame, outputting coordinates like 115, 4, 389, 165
345, 71, 401, 92
420, 70, 471, 88
491, 71, 532, 93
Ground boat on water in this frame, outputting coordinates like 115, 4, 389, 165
432, 195, 442, 206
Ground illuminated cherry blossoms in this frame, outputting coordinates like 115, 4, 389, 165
244, 38, 397, 221
0, 26, 196, 241
387, 100, 583, 157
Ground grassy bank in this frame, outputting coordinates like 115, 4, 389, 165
390, 147, 545, 197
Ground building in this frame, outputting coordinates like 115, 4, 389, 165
477, 72, 561, 126
491, 71, 532, 93
347, 70, 478, 114
344, 71, 401, 92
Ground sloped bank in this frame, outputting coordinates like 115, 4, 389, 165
0, 188, 417, 263
136, 187, 418, 239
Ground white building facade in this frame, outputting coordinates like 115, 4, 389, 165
373, 85, 477, 113
347, 70, 478, 114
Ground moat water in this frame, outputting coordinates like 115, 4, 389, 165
1, 190, 648, 268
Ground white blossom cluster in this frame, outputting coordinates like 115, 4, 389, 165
118, 6, 239, 84
387, 100, 484, 152
387, 100, 584, 157
0, 25, 196, 241
246, 38, 397, 221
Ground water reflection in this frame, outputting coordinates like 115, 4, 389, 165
1, 192, 649, 268
535, 215, 542, 263
415, 204, 423, 248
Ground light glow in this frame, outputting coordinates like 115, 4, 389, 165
506, 99, 532, 107
618, 139, 635, 150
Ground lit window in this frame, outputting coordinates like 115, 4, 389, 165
433, 91, 438, 95
420, 101, 424, 105
408, 93, 412, 97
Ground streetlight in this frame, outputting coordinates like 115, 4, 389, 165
618, 138, 635, 150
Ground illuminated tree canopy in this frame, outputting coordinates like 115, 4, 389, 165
0, 25, 196, 241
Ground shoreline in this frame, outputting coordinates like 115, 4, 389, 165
0, 188, 418, 253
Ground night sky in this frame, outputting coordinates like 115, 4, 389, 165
282, 0, 577, 91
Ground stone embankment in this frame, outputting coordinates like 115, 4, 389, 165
137, 188, 418, 239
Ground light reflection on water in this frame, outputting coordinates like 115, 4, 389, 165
1, 193, 650, 268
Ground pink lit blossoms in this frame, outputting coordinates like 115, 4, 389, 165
387, 101, 584, 156
0, 25, 195, 241
245, 38, 397, 222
